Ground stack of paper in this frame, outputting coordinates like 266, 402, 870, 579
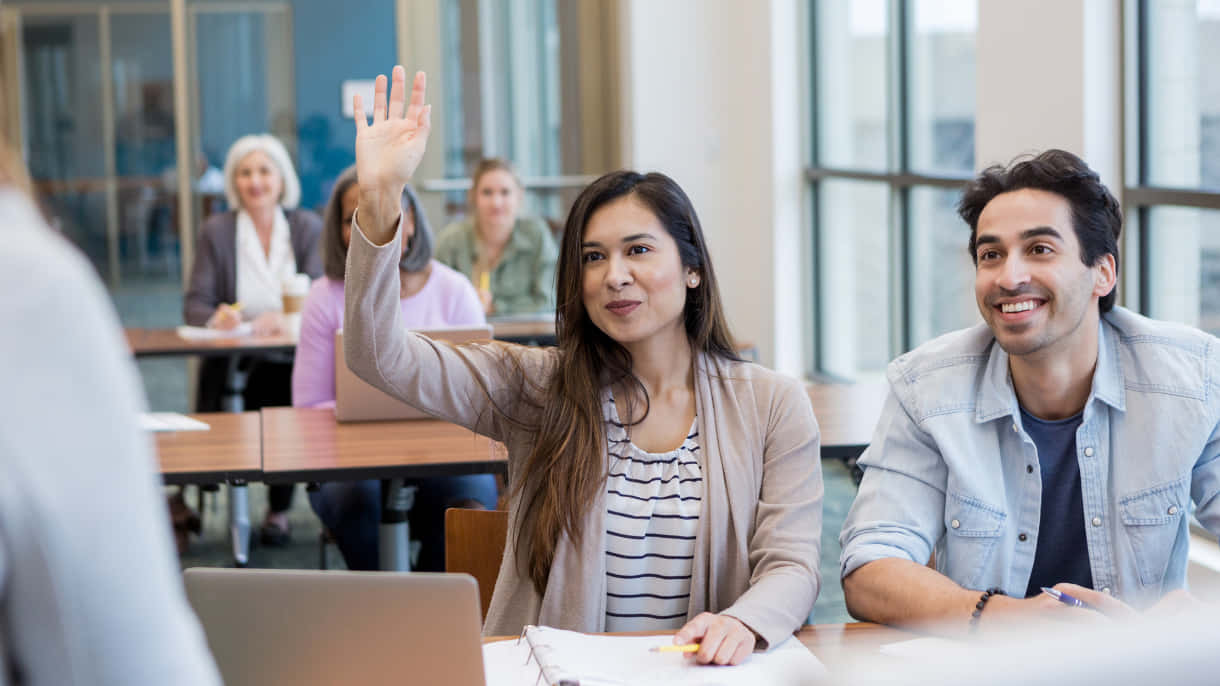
139, 413, 211, 432
176, 323, 254, 340
483, 626, 827, 686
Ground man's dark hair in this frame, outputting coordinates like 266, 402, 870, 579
958, 149, 1121, 312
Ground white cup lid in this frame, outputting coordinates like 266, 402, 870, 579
282, 273, 311, 295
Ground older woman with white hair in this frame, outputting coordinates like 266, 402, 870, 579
183, 134, 323, 547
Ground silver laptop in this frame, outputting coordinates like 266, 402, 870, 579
183, 568, 486, 686
335, 326, 492, 422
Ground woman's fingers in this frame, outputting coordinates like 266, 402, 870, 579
729, 634, 753, 665
353, 93, 367, 132
694, 619, 728, 665
405, 70, 427, 126
353, 66, 430, 197
712, 629, 747, 666
674, 613, 753, 667
419, 104, 432, 134
387, 66, 407, 120
252, 312, 283, 336
673, 612, 711, 647
373, 73, 388, 122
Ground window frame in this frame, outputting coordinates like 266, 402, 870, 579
807, 0, 975, 379
1124, 0, 1220, 318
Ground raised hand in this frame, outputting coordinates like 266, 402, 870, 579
353, 66, 432, 244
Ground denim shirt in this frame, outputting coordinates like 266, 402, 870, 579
839, 307, 1220, 608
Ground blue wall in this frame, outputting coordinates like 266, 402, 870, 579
291, 0, 397, 210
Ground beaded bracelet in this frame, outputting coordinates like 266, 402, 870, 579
968, 587, 1006, 632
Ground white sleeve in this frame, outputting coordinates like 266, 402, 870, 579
0, 190, 221, 686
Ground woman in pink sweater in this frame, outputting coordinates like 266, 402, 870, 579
291, 165, 494, 570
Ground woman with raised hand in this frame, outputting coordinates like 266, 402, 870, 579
291, 164, 495, 571
345, 67, 822, 666
434, 157, 558, 315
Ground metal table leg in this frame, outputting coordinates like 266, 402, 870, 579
379, 478, 416, 571
228, 479, 251, 567
220, 356, 249, 413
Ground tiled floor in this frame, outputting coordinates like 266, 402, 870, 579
175, 459, 860, 625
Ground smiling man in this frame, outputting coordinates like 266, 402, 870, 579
838, 149, 1220, 633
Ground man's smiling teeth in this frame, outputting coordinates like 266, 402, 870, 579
1001, 300, 1038, 313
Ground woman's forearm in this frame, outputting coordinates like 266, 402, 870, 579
356, 185, 406, 247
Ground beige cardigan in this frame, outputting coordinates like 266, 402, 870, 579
344, 219, 823, 649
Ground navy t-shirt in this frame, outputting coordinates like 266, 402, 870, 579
1021, 406, 1094, 597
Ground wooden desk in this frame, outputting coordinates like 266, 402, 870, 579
806, 382, 888, 460
792, 621, 912, 674
259, 407, 505, 483
152, 411, 260, 566
129, 323, 558, 356
126, 327, 297, 358
154, 411, 262, 484
488, 314, 556, 344
484, 622, 914, 677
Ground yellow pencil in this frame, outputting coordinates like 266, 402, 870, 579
227, 302, 244, 311
479, 271, 490, 292
650, 644, 700, 653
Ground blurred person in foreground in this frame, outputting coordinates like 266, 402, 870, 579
0, 142, 220, 685
840, 149, 1220, 634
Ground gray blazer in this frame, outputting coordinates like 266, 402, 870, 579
343, 222, 824, 650
183, 209, 324, 326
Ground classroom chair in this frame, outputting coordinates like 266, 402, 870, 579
444, 508, 509, 620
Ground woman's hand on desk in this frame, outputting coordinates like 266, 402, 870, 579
673, 612, 756, 666
250, 311, 284, 337
207, 304, 243, 330
353, 65, 432, 245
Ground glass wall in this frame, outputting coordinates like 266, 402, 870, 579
810, 0, 978, 380
5, 0, 611, 409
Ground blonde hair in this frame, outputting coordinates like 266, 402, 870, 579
222, 134, 301, 209
468, 157, 521, 202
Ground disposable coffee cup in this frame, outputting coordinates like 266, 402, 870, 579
281, 273, 311, 338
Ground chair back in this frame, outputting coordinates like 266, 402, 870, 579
445, 508, 509, 620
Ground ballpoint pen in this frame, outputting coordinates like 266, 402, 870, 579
1041, 586, 1097, 611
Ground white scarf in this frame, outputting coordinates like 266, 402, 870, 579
235, 208, 297, 317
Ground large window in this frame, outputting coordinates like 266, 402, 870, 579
425, 0, 612, 224
810, 0, 978, 380
1127, 0, 1220, 334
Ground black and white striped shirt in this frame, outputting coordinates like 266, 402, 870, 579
602, 393, 703, 632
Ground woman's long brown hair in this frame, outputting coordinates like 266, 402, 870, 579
492, 170, 740, 594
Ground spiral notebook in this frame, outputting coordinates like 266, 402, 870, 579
483, 625, 827, 686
